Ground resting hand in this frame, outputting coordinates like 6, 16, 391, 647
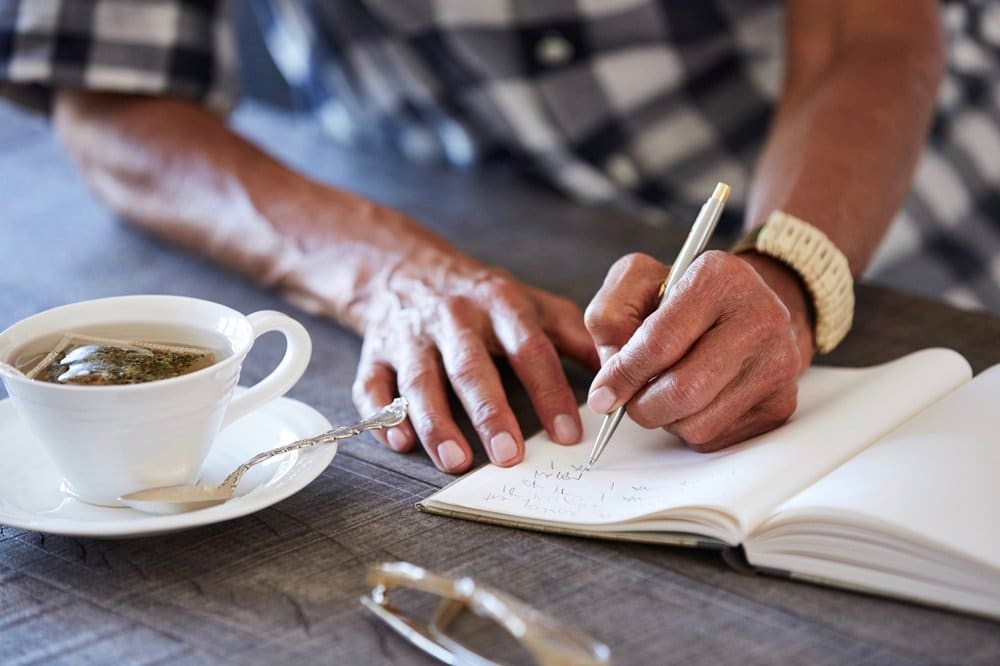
584, 251, 814, 452
47, 90, 590, 469
351, 222, 599, 473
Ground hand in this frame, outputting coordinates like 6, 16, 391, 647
584, 251, 814, 452
351, 221, 599, 473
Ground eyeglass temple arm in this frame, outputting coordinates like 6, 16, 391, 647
429, 599, 501, 666
360, 593, 461, 666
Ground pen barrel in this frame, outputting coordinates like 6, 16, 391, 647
659, 197, 726, 305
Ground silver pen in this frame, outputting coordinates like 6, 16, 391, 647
587, 182, 731, 467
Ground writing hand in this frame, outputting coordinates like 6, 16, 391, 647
584, 251, 813, 451
352, 231, 599, 473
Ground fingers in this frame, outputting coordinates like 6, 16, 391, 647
354, 257, 600, 470
394, 344, 476, 473
490, 297, 584, 446
587, 252, 726, 414
585, 251, 805, 452
352, 354, 415, 453
666, 384, 798, 452
435, 296, 528, 467
623, 325, 746, 428
584, 253, 669, 355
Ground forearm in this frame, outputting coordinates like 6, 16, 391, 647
746, 11, 944, 275
52, 91, 460, 332
739, 3, 943, 362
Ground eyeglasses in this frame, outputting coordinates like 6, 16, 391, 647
360, 561, 612, 665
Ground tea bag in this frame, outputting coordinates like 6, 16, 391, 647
25, 333, 217, 386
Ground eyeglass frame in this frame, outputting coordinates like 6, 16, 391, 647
360, 561, 612, 666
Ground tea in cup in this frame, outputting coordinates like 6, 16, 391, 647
0, 295, 312, 506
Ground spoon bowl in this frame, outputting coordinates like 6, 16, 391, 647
119, 397, 408, 514
120, 485, 233, 515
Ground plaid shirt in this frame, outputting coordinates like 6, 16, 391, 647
1, 0, 998, 312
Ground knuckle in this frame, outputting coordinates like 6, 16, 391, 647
583, 300, 606, 332
412, 411, 452, 438
449, 351, 485, 388
533, 385, 570, 413
606, 253, 663, 287
740, 409, 792, 444
584, 301, 631, 343
637, 322, 679, 363
613, 252, 650, 276
738, 317, 774, 347
687, 439, 724, 454
482, 275, 521, 302
626, 403, 661, 430
770, 390, 798, 422
761, 413, 791, 434
607, 352, 647, 389
510, 328, 553, 362
762, 296, 793, 331
470, 399, 507, 428
690, 250, 734, 287
726, 251, 757, 279
439, 295, 470, 320
398, 359, 439, 393
661, 373, 711, 415
712, 254, 758, 298
734, 304, 787, 346
672, 419, 724, 452
740, 340, 800, 389
773, 346, 801, 380
700, 249, 731, 273
521, 371, 566, 406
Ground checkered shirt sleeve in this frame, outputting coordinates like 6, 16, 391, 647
258, 0, 1000, 312
866, 0, 1000, 311
0, 0, 238, 112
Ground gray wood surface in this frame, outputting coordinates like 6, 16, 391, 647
1, 100, 998, 665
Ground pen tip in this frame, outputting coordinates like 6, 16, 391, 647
712, 182, 731, 204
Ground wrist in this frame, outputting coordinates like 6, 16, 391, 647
732, 211, 854, 355
738, 251, 817, 368
254, 176, 413, 333
281, 185, 489, 335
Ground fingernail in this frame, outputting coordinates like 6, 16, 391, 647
490, 432, 519, 465
588, 386, 617, 414
552, 414, 581, 444
387, 428, 408, 452
436, 440, 466, 471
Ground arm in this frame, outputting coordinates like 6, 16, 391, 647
741, 0, 944, 362
584, 0, 944, 450
54, 91, 598, 472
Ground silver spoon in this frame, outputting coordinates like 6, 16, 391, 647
119, 397, 409, 515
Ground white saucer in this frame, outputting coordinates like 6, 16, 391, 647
0, 389, 335, 538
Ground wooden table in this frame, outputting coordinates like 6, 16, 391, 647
1, 100, 998, 664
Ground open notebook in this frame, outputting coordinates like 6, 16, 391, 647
419, 348, 1000, 619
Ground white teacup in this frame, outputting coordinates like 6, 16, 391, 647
0, 295, 312, 506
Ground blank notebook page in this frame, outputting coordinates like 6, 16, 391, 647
758, 364, 1000, 571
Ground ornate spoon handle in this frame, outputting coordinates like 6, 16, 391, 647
218, 397, 408, 493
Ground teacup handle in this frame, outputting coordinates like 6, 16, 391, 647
221, 311, 312, 428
